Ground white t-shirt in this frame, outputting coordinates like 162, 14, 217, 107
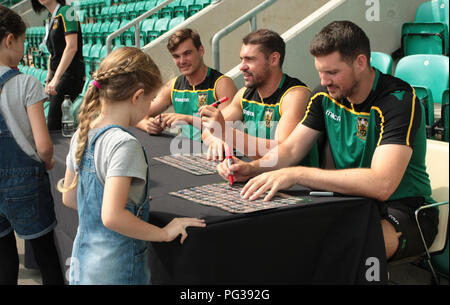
66, 127, 148, 204
0, 66, 48, 162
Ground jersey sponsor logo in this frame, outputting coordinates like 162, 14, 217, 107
356, 117, 369, 141
264, 108, 274, 128
325, 110, 341, 122
174, 97, 190, 103
197, 92, 208, 108
243, 109, 255, 117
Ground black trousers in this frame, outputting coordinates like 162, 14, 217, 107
47, 71, 84, 131
0, 230, 64, 285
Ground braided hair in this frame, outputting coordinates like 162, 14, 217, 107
58, 47, 162, 192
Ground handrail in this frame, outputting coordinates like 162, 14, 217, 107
212, 0, 277, 71
106, 0, 175, 54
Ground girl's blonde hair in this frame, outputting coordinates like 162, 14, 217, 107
57, 47, 162, 193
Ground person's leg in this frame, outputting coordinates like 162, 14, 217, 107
29, 230, 64, 285
0, 231, 19, 285
382, 205, 438, 261
381, 219, 402, 259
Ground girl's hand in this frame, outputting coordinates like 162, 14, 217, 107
163, 218, 206, 244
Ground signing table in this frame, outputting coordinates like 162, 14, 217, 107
38, 128, 387, 284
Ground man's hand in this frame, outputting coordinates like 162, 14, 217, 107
199, 105, 225, 132
206, 137, 230, 161
160, 113, 191, 129
240, 168, 299, 201
136, 116, 163, 135
217, 156, 255, 183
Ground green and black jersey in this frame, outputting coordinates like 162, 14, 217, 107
171, 67, 228, 141
241, 74, 319, 167
46, 5, 84, 76
301, 69, 433, 203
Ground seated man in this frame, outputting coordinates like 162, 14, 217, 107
200, 29, 318, 167
136, 28, 237, 141
217, 21, 439, 261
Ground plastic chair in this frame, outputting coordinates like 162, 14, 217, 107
168, 16, 185, 30
401, 0, 449, 55
370, 52, 393, 74
417, 139, 449, 283
395, 55, 450, 134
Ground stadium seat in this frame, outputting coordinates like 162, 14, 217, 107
140, 18, 156, 45
401, 22, 448, 55
370, 51, 393, 74
420, 139, 449, 282
395, 54, 450, 137
401, 0, 449, 55
168, 16, 186, 30
148, 17, 171, 41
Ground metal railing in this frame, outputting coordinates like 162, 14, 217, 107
212, 0, 277, 71
105, 0, 175, 54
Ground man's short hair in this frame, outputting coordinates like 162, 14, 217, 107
167, 28, 202, 52
243, 29, 286, 67
309, 21, 371, 64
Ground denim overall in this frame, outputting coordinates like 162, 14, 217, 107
69, 125, 151, 285
0, 69, 56, 239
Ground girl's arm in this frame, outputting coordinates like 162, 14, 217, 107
102, 176, 205, 243
61, 168, 78, 210
27, 99, 54, 170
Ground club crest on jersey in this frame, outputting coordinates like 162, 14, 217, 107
356, 117, 368, 141
52, 19, 59, 30
197, 92, 208, 108
264, 108, 274, 128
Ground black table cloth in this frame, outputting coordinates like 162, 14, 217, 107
30, 127, 387, 284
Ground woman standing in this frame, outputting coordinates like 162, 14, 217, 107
31, 0, 85, 131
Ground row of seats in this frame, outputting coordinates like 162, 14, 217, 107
76, 0, 212, 23
372, 51, 449, 142
22, 0, 211, 80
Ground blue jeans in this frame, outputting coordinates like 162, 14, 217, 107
69, 125, 151, 285
0, 112, 56, 240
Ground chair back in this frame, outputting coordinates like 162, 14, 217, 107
425, 139, 449, 253
370, 52, 393, 74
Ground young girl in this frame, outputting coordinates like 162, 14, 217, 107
0, 5, 63, 285
58, 47, 206, 285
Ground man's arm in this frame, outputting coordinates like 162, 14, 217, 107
136, 79, 173, 133
205, 86, 311, 159
241, 143, 412, 202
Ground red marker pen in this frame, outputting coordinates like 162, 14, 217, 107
209, 96, 229, 108
226, 147, 234, 186
196, 96, 229, 115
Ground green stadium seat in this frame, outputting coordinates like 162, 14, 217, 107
148, 17, 170, 40
168, 16, 185, 30
395, 54, 450, 138
401, 0, 449, 55
188, 3, 203, 16
145, 0, 159, 19
401, 22, 448, 55
134, 1, 147, 16
196, 0, 212, 8
370, 51, 393, 74
140, 18, 156, 45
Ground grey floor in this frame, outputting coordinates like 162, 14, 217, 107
16, 236, 448, 285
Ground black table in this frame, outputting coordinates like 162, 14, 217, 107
34, 128, 387, 284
